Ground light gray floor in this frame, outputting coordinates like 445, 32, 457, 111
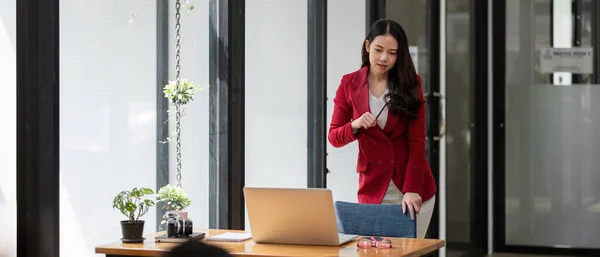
486, 254, 572, 257
446, 250, 572, 257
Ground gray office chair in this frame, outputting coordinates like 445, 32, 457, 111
334, 201, 416, 238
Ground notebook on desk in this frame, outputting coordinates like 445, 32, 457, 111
155, 232, 205, 243
205, 232, 252, 242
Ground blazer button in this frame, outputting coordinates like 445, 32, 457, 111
378, 160, 383, 164
391, 160, 395, 164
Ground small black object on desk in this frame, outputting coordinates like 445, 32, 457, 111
154, 212, 205, 243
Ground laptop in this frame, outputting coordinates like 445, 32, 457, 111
243, 187, 357, 246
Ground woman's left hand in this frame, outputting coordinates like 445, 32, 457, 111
402, 192, 422, 220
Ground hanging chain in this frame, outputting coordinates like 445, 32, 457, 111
175, 0, 183, 188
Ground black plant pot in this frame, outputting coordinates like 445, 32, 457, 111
120, 220, 145, 243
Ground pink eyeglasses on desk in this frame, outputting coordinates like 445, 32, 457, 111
356, 236, 392, 249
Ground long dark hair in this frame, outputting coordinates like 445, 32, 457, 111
361, 19, 422, 119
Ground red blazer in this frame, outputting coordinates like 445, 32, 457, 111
328, 66, 437, 204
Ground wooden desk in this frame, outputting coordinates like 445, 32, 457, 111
95, 229, 445, 257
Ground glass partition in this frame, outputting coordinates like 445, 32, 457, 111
245, 0, 309, 230
445, 0, 474, 249
504, 0, 600, 248
386, 0, 429, 89
59, 2, 158, 256
59, 1, 210, 256
326, 0, 365, 204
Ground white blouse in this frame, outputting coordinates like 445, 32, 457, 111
369, 88, 389, 130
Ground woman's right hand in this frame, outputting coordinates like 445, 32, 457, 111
351, 112, 378, 131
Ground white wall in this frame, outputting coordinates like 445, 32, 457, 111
0, 0, 16, 256
167, 0, 210, 230
59, 2, 157, 257
326, 0, 365, 203
243, 0, 365, 230
244, 0, 308, 231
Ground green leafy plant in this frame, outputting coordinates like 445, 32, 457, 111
156, 184, 191, 211
163, 78, 203, 106
159, 79, 208, 144
112, 187, 156, 222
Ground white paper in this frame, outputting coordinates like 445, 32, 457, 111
540, 47, 593, 74
206, 232, 252, 242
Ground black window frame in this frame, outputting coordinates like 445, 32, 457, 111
16, 0, 61, 256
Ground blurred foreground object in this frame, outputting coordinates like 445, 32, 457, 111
162, 240, 232, 257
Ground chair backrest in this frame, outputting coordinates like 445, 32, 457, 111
334, 201, 416, 238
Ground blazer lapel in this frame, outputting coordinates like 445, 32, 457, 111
350, 66, 398, 138
351, 66, 403, 135
383, 107, 399, 134
350, 66, 370, 116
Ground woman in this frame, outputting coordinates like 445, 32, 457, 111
328, 19, 437, 238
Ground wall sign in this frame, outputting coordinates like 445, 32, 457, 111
540, 47, 593, 74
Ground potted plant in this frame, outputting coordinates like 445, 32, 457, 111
156, 184, 191, 225
112, 187, 155, 243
